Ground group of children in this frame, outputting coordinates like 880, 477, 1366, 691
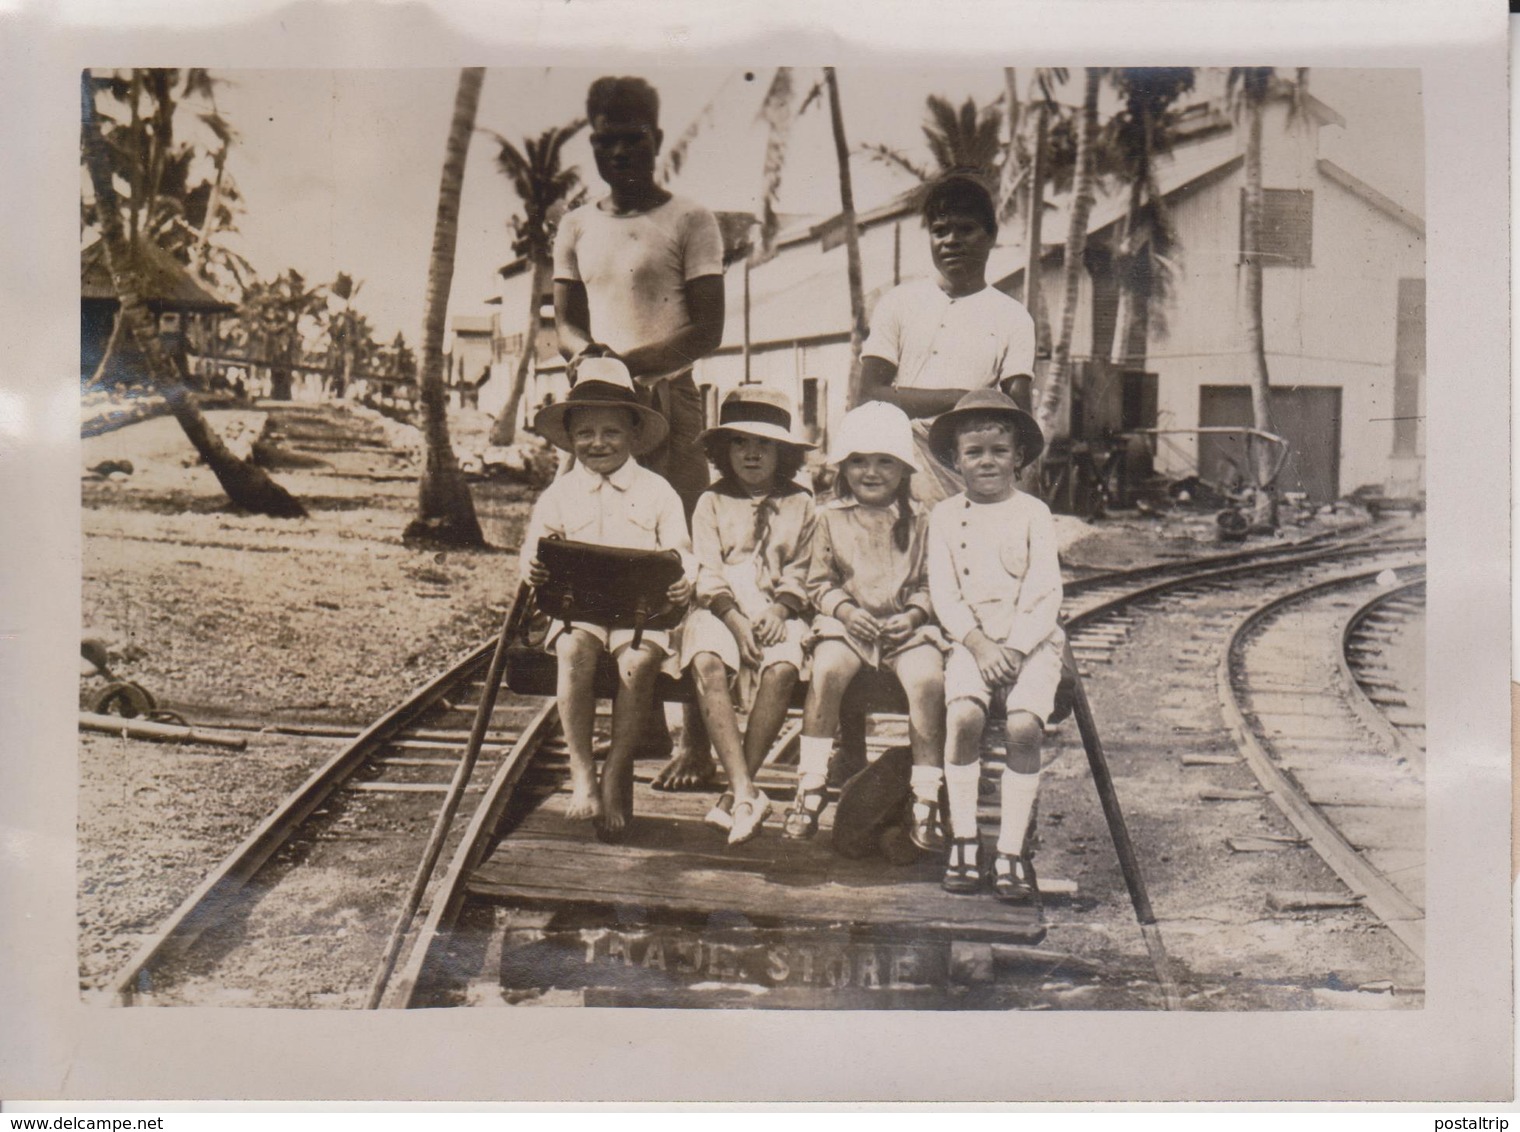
520, 360, 1064, 904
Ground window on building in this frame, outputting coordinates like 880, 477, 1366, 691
700, 383, 718, 428
1240, 188, 1313, 267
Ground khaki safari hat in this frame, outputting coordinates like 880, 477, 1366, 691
532, 356, 669, 457
927, 387, 1045, 470
698, 386, 815, 449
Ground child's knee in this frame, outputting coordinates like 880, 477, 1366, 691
616, 644, 662, 684
691, 652, 728, 687
1005, 711, 1043, 750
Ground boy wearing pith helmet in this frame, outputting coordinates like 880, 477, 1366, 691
522, 358, 696, 842
925, 388, 1063, 903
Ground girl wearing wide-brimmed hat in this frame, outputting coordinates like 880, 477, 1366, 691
787, 401, 950, 849
682, 387, 817, 845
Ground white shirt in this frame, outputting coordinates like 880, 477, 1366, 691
863, 279, 1036, 390
552, 194, 724, 381
927, 490, 1064, 655
520, 458, 695, 580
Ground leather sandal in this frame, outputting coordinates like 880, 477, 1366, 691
782, 784, 828, 840
909, 798, 946, 853
941, 837, 982, 894
991, 852, 1037, 904
727, 791, 772, 846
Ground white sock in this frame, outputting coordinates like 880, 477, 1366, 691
909, 765, 943, 804
998, 768, 1040, 856
943, 760, 981, 839
798, 736, 832, 790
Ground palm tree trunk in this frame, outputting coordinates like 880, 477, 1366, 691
824, 68, 868, 410
1241, 92, 1278, 529
1024, 102, 1049, 352
1036, 68, 1102, 445
405, 67, 486, 548
81, 73, 306, 519
1108, 176, 1145, 369
489, 257, 546, 447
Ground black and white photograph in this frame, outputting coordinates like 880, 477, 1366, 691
75, 61, 1431, 1011
1, 0, 1510, 1105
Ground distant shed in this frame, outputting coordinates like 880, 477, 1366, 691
81, 238, 235, 385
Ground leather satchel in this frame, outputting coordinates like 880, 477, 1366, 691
532, 537, 686, 649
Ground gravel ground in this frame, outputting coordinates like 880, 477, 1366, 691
76, 400, 1369, 1001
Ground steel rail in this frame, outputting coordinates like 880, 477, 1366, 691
108, 638, 498, 1005
1216, 561, 1427, 963
1337, 579, 1426, 774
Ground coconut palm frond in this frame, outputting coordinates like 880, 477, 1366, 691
757, 67, 798, 253
658, 71, 736, 184
859, 141, 932, 183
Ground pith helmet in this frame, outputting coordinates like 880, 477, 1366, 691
828, 400, 921, 473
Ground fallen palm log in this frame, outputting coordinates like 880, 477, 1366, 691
79, 712, 247, 750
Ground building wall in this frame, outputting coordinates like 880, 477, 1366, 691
1143, 142, 1424, 496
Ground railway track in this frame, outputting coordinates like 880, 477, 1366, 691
1220, 568, 1427, 960
110, 519, 1425, 1009
108, 639, 550, 1006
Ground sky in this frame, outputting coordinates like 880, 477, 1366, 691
172, 66, 1422, 345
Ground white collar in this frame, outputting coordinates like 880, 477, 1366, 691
570, 457, 639, 492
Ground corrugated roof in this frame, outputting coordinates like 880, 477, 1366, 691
80, 238, 235, 313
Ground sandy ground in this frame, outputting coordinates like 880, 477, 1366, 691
76, 401, 1370, 998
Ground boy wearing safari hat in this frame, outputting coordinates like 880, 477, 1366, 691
522, 358, 696, 840
925, 388, 1063, 903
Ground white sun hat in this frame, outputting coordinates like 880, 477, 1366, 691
827, 400, 921, 473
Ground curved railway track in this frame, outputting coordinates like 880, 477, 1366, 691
109, 519, 1425, 1009
1219, 568, 1426, 961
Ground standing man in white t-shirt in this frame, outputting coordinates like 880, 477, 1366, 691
860, 173, 1037, 505
552, 75, 726, 791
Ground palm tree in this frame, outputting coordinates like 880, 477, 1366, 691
1106, 68, 1196, 369
823, 68, 868, 408
1226, 66, 1303, 529
403, 67, 486, 549
1016, 68, 1070, 359
483, 119, 587, 447
755, 68, 868, 407
861, 93, 1005, 186
1035, 67, 1105, 443
84, 68, 252, 386
81, 70, 306, 519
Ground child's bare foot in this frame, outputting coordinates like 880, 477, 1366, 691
565, 773, 602, 821
596, 764, 635, 843
650, 748, 718, 792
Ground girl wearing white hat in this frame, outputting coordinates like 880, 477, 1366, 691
681, 387, 818, 845
787, 402, 950, 850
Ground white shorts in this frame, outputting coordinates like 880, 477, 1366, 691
944, 637, 1064, 723
545, 620, 673, 660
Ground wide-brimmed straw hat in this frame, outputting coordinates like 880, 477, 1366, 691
532, 357, 668, 456
827, 401, 921, 473
927, 387, 1045, 470
698, 386, 814, 449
